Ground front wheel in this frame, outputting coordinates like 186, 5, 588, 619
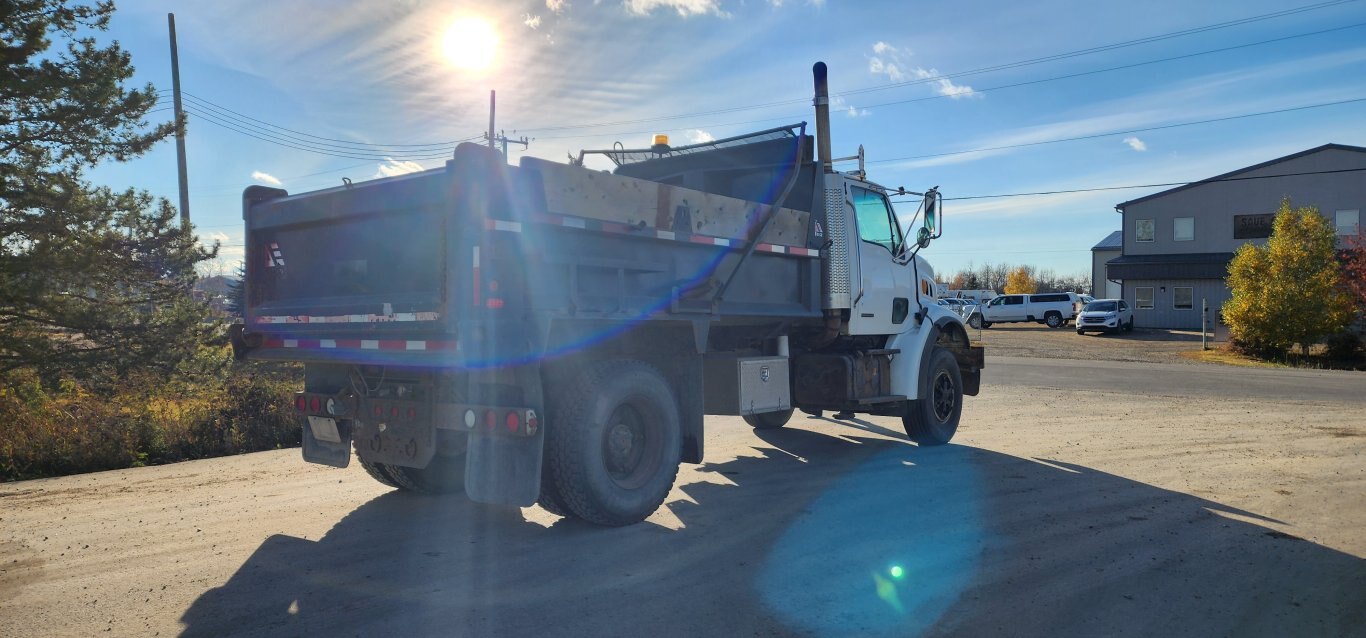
545, 360, 682, 526
901, 347, 963, 446
1045, 312, 1063, 328
743, 408, 793, 430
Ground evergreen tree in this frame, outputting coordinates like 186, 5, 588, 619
1223, 199, 1353, 356
1, 0, 215, 382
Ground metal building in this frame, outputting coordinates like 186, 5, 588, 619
1106, 143, 1365, 330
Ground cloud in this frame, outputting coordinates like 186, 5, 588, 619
375, 158, 425, 178
832, 95, 869, 117
524, 13, 542, 28
868, 42, 978, 99
251, 170, 282, 186
1123, 137, 1148, 152
211, 231, 230, 244
686, 129, 715, 143
546, 0, 568, 12
623, 0, 726, 17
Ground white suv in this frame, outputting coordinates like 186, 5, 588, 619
1075, 299, 1133, 334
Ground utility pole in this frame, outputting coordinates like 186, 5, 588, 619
487, 90, 496, 150
492, 130, 529, 160
168, 13, 190, 227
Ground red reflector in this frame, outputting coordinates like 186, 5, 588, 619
407, 407, 417, 419
486, 298, 504, 309
309, 397, 320, 413
488, 279, 500, 292
295, 395, 306, 411
483, 409, 496, 429
390, 406, 400, 418
373, 405, 383, 418
505, 411, 520, 432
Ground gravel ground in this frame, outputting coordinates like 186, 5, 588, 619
968, 320, 1210, 364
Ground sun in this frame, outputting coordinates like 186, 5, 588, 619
442, 17, 498, 71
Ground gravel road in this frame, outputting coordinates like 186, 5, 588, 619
1, 357, 1362, 637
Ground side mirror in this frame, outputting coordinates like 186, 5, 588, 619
916, 226, 932, 249
923, 187, 940, 237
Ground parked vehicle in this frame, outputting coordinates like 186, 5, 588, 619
936, 298, 970, 318
945, 289, 998, 304
229, 63, 983, 526
1072, 294, 1095, 316
975, 292, 1080, 329
1075, 299, 1134, 334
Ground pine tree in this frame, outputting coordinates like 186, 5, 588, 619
1, 0, 215, 382
1223, 199, 1354, 356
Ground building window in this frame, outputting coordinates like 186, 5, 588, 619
1173, 217, 1194, 241
1136, 287, 1154, 309
1338, 210, 1360, 236
1173, 287, 1193, 310
1135, 219, 1154, 242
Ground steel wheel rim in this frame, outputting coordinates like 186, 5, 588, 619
601, 402, 662, 489
931, 370, 956, 422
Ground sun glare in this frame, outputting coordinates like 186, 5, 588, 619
442, 17, 498, 71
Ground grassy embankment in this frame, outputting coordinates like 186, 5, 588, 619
0, 347, 303, 482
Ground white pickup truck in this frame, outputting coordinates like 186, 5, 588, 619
971, 292, 1079, 329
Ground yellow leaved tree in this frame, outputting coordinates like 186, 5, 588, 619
1003, 266, 1038, 294
1223, 199, 1354, 356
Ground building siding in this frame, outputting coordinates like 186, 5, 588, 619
1091, 248, 1120, 297
1125, 278, 1229, 331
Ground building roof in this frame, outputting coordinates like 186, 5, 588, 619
1115, 143, 1366, 211
1105, 252, 1235, 280
1091, 230, 1123, 251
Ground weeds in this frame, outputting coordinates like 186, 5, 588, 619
0, 347, 303, 482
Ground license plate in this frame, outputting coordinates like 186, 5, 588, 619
307, 416, 341, 443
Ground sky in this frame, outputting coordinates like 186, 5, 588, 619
83, 0, 1366, 278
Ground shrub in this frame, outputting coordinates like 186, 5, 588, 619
1324, 332, 1364, 362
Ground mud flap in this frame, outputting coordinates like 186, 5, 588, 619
464, 429, 544, 507
301, 417, 352, 468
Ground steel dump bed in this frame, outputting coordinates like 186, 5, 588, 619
238, 139, 824, 367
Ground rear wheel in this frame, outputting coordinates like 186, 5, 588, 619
901, 347, 962, 446
1125, 318, 1134, 332
358, 457, 400, 488
545, 360, 681, 526
743, 408, 793, 430
979, 320, 993, 329
967, 315, 982, 329
383, 451, 467, 495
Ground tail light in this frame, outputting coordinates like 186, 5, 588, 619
294, 395, 307, 412
504, 411, 520, 433
483, 409, 496, 429
485, 298, 505, 309
309, 396, 321, 413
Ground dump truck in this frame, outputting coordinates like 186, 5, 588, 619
231, 62, 983, 526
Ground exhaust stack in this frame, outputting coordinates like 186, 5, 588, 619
813, 62, 833, 173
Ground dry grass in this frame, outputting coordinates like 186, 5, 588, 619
0, 356, 303, 482
1177, 348, 1287, 368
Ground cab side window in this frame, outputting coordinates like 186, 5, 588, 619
852, 186, 901, 253
1004, 296, 1023, 305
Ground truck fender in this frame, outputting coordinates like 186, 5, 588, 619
886, 306, 970, 401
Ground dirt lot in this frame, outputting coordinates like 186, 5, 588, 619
970, 321, 1210, 364
1, 358, 1362, 637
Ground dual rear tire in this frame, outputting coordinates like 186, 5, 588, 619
542, 360, 682, 526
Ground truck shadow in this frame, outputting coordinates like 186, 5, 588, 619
179, 428, 1365, 637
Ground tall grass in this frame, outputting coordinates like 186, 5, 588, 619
0, 349, 303, 481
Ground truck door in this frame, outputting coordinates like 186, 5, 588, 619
846, 184, 913, 336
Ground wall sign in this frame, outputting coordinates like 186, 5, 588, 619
1233, 214, 1274, 239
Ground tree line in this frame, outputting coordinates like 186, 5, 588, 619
942, 263, 1090, 295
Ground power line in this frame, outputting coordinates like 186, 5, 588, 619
890, 167, 1366, 204
529, 20, 1366, 143
178, 101, 475, 156
179, 92, 479, 149
871, 97, 1366, 164
182, 107, 464, 161
511, 0, 1358, 134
